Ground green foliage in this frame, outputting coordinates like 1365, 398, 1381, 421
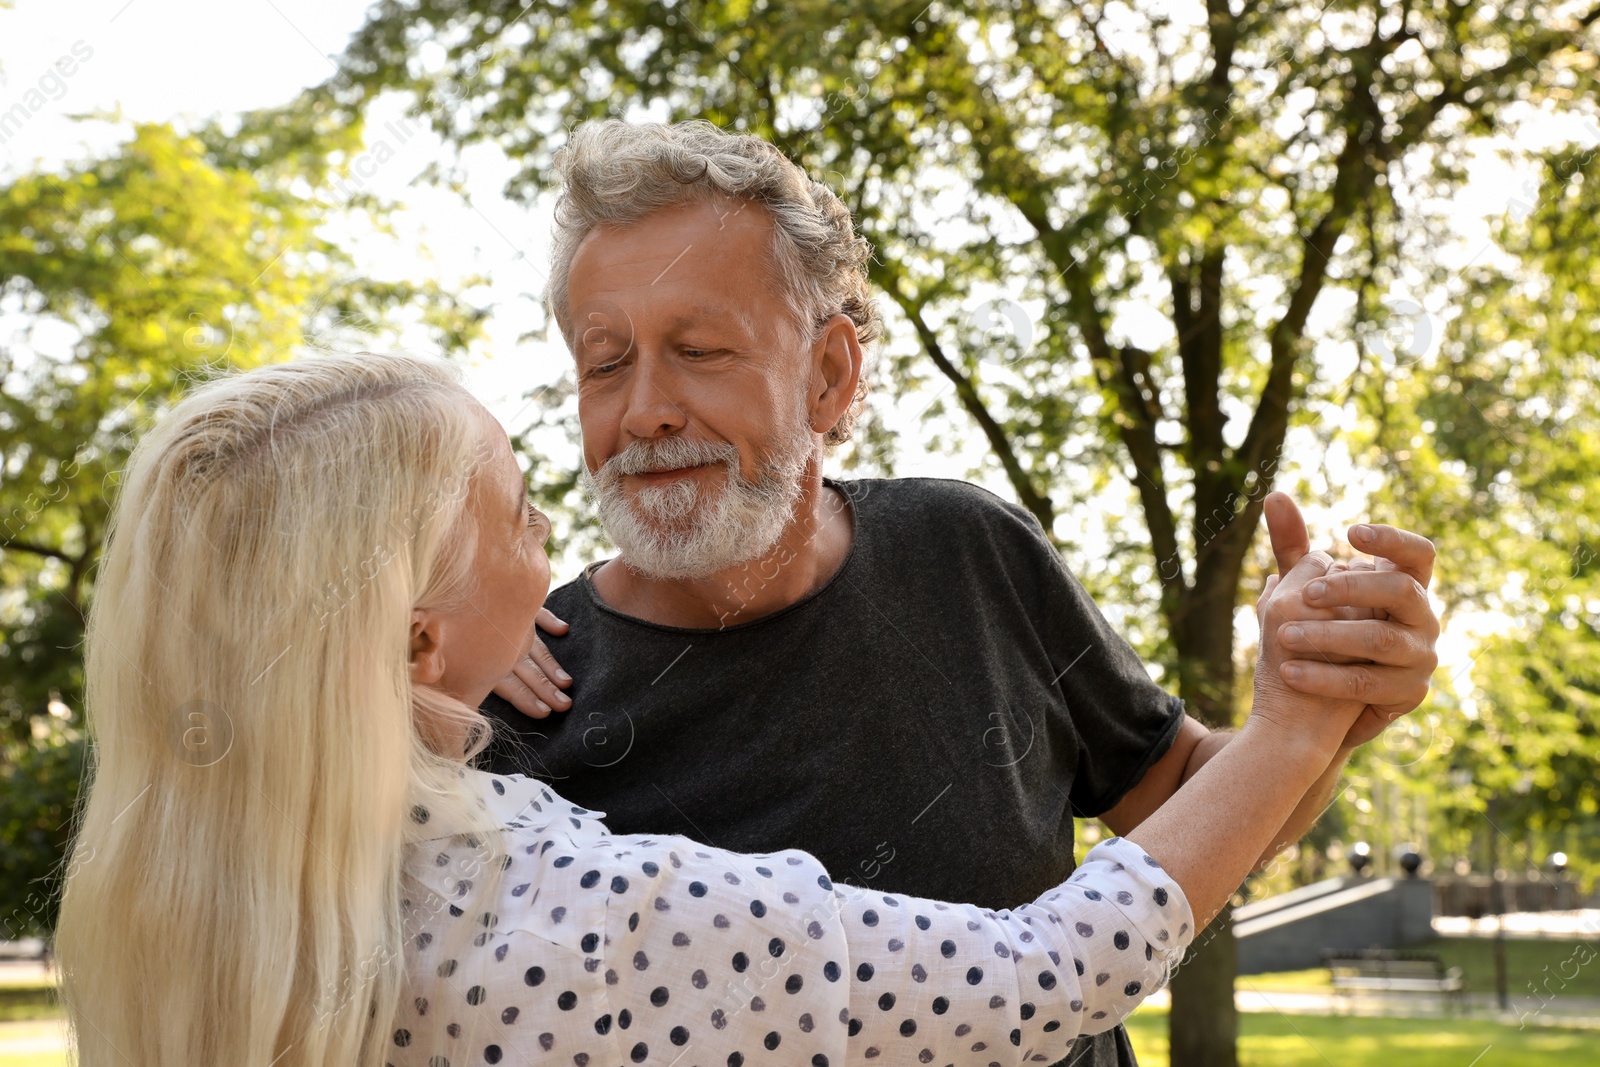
0, 120, 486, 739
0, 117, 487, 935
0, 717, 81, 939
318, 3, 1600, 1059
0, 982, 59, 1024
1335, 141, 1600, 887
324, 0, 1599, 711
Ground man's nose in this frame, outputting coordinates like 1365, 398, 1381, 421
619, 350, 688, 440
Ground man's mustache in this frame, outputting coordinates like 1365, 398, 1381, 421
600, 437, 741, 480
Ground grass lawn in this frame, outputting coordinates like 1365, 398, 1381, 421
5, 973, 1600, 1067
1246, 937, 1600, 999
1126, 1007, 1600, 1067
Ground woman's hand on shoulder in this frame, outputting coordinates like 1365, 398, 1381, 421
492, 608, 574, 717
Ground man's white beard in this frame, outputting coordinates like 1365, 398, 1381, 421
582, 410, 814, 581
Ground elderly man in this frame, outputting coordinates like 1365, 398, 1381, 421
479, 119, 1439, 1066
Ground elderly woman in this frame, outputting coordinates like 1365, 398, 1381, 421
55, 353, 1361, 1067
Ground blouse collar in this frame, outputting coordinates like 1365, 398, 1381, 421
403, 770, 610, 906
411, 768, 609, 842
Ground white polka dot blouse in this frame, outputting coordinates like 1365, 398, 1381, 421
390, 771, 1194, 1067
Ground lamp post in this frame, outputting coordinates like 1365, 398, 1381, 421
1550, 852, 1570, 910
1397, 848, 1423, 878
1487, 795, 1509, 1012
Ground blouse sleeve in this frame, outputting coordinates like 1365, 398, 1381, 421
831, 835, 1192, 1063
593, 833, 1192, 1067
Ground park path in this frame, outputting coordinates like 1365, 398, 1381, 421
0, 1018, 66, 1059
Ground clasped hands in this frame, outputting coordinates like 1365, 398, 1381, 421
1250, 492, 1441, 758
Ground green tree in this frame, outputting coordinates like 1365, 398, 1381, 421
1342, 140, 1600, 891
322, 2, 1599, 1061
0, 115, 487, 936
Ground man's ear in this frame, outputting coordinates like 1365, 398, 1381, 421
409, 608, 447, 687
807, 313, 864, 436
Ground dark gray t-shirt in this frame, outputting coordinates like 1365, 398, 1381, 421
478, 476, 1186, 1066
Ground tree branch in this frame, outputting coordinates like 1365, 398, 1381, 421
1231, 1, 1599, 523
940, 54, 1187, 594
0, 538, 75, 565
1232, 41, 1385, 513
1391, 3, 1600, 149
879, 277, 1057, 535
1173, 248, 1227, 503
1108, 342, 1188, 600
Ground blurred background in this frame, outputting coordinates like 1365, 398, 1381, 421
1, 1, 1598, 1064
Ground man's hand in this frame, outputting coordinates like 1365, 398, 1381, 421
491, 607, 574, 718
1250, 505, 1367, 750
1262, 493, 1441, 751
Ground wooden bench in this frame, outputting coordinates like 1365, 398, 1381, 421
1324, 950, 1466, 1013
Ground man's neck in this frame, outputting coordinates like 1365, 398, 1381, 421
590, 469, 854, 630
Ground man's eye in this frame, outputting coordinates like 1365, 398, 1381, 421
582, 356, 627, 378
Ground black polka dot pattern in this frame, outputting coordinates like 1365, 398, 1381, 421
391, 771, 1194, 1065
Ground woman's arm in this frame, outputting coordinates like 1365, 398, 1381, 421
825, 835, 1191, 1061
430, 548, 1361, 1066
587, 827, 1188, 1067
1127, 543, 1369, 928
1126, 716, 1335, 930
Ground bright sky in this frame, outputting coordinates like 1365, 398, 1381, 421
5, 0, 1585, 690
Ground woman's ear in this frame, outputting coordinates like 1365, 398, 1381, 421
409, 608, 447, 686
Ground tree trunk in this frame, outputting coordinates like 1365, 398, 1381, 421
1168, 906, 1237, 1067
1166, 579, 1242, 1067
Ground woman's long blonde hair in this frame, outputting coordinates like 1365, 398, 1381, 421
56, 353, 511, 1066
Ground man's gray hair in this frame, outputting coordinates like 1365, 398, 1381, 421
547, 119, 881, 445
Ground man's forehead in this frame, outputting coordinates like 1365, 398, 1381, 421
566, 203, 779, 334
575, 197, 774, 269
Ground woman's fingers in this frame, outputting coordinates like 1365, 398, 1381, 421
491, 670, 553, 718
1279, 618, 1438, 668
527, 628, 573, 687
491, 631, 574, 718
1276, 659, 1434, 710
515, 639, 573, 708
1265, 492, 1313, 576
1302, 568, 1437, 633
537, 606, 570, 637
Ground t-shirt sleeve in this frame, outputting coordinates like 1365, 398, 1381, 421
992, 498, 1187, 819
